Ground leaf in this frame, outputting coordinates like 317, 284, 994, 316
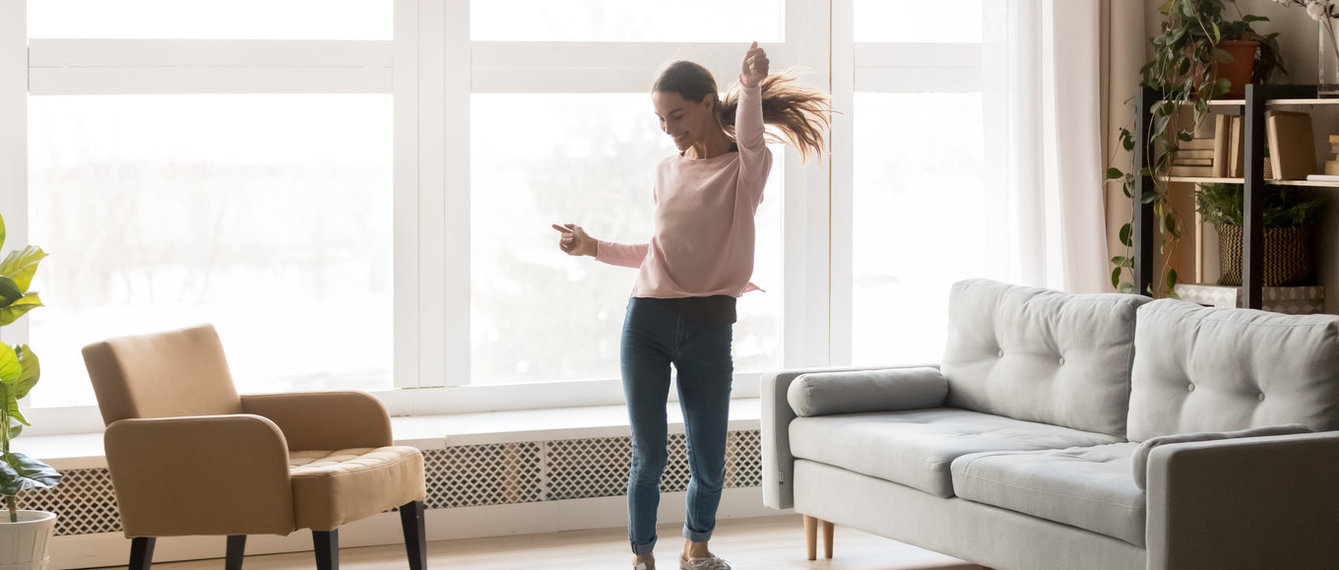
0, 211, 5, 252
1111, 267, 1122, 289
1110, 256, 1130, 266
1119, 223, 1133, 247
1212, 47, 1233, 64
0, 452, 62, 496
0, 342, 18, 384
0, 276, 19, 307
1118, 282, 1135, 294
0, 294, 42, 326
1166, 268, 1179, 293
1178, 131, 1193, 142
1106, 167, 1124, 180
0, 246, 47, 293
11, 346, 39, 401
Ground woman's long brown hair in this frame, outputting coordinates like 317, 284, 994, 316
654, 61, 832, 161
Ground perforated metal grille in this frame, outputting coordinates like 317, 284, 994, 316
15, 467, 122, 537
14, 430, 761, 538
424, 442, 545, 508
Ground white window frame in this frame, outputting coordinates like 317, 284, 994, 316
8, 0, 983, 434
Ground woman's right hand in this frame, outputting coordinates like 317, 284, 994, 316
552, 223, 598, 257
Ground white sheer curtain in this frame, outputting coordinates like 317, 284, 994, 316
984, 0, 1109, 292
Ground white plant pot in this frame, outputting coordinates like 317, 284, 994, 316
0, 511, 57, 570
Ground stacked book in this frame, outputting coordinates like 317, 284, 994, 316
1170, 135, 1216, 176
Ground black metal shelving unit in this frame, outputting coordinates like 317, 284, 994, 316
1133, 83, 1326, 309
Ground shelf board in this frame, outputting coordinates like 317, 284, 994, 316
1161, 177, 1339, 188
1265, 98, 1339, 106
1163, 176, 1243, 184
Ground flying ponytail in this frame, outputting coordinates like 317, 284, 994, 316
654, 61, 832, 161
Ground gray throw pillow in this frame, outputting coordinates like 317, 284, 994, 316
1131, 424, 1313, 490
786, 367, 948, 417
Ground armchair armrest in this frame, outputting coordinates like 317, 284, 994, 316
760, 364, 939, 510
241, 391, 393, 451
1145, 431, 1339, 570
104, 414, 294, 537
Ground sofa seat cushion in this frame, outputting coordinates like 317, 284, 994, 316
789, 408, 1123, 497
289, 446, 427, 532
951, 443, 1145, 546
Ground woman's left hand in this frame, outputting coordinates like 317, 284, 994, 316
741, 41, 769, 88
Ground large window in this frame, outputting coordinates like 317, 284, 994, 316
844, 0, 988, 366
27, 94, 392, 406
4, 1, 994, 423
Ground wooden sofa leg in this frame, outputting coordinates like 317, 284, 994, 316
822, 520, 835, 559
129, 537, 156, 570
226, 535, 247, 570
803, 515, 818, 560
400, 500, 428, 570
314, 529, 339, 570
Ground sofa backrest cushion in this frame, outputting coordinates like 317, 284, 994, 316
941, 279, 1150, 436
1128, 299, 1339, 442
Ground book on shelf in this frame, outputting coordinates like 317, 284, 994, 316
1265, 109, 1316, 180
1305, 174, 1339, 182
1212, 114, 1230, 177
1173, 157, 1214, 166
1178, 137, 1216, 151
1168, 164, 1215, 177
1177, 148, 1215, 160
1226, 115, 1245, 177
1326, 160, 1339, 175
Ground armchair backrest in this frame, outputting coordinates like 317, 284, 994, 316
83, 324, 243, 425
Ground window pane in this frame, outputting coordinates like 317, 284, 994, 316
471, 0, 784, 42
854, 0, 982, 43
851, 92, 986, 365
27, 94, 393, 407
28, 0, 391, 40
470, 93, 783, 385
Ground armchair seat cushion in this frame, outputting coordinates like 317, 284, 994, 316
290, 446, 427, 531
951, 443, 1145, 546
789, 408, 1122, 497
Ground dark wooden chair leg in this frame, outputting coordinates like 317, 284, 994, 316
226, 535, 247, 570
400, 500, 428, 569
313, 529, 339, 570
129, 537, 156, 570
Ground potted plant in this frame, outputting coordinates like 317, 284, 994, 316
0, 210, 60, 569
1195, 183, 1325, 285
1108, 0, 1285, 296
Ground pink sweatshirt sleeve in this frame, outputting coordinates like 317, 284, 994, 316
735, 83, 771, 201
595, 240, 648, 269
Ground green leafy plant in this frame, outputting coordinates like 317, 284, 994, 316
0, 211, 59, 523
1107, 0, 1285, 296
1195, 183, 1327, 227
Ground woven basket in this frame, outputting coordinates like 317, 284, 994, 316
1216, 224, 1315, 286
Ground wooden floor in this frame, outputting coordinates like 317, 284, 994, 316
148, 515, 984, 570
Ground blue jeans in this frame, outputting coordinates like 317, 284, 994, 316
621, 298, 734, 555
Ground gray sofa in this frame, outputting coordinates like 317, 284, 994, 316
762, 279, 1339, 570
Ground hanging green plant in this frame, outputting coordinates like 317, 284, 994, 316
1107, 0, 1285, 296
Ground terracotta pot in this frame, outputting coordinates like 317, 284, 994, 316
1215, 40, 1259, 99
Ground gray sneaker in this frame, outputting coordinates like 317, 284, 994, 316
679, 554, 731, 570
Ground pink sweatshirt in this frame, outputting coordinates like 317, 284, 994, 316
596, 84, 773, 298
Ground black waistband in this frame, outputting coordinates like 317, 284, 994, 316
639, 295, 737, 325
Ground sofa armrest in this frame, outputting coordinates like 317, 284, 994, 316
104, 414, 295, 537
241, 391, 393, 451
761, 364, 939, 510
1146, 431, 1339, 570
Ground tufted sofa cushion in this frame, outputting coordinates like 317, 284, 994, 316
940, 279, 1150, 436
1128, 300, 1339, 442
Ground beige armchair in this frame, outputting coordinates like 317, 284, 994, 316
82, 324, 427, 569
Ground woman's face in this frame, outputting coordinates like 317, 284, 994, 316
652, 90, 716, 153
